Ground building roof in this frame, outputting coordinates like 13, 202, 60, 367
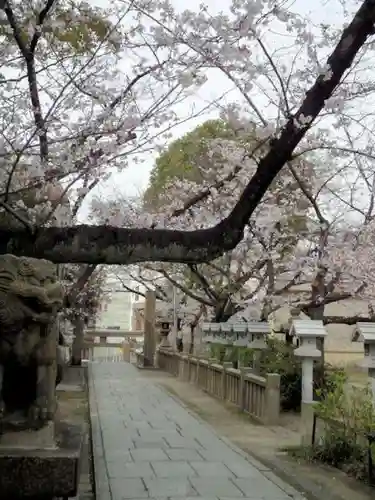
353, 322, 375, 342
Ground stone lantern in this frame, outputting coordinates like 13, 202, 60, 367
232, 323, 249, 347
247, 322, 270, 349
247, 322, 270, 372
154, 318, 171, 368
290, 319, 327, 444
158, 319, 171, 349
219, 323, 235, 345
201, 322, 222, 344
291, 320, 327, 403
353, 322, 375, 400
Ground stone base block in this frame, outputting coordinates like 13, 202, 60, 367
0, 421, 83, 499
0, 421, 56, 450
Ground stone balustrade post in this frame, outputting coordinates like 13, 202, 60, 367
239, 367, 252, 410
264, 373, 281, 425
222, 362, 232, 401
207, 357, 217, 393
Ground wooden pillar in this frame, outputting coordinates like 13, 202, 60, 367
143, 291, 156, 367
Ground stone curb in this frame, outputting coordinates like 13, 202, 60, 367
87, 363, 111, 500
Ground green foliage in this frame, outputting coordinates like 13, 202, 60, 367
209, 343, 227, 363
0, 2, 121, 55
144, 119, 238, 208
311, 373, 375, 481
258, 338, 302, 411
209, 344, 254, 367
51, 5, 121, 54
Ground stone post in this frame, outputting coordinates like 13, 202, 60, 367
239, 367, 252, 410
264, 373, 281, 425
196, 357, 203, 385
178, 355, 184, 379
182, 324, 192, 354
208, 357, 217, 393
222, 362, 232, 400
143, 291, 156, 367
122, 340, 131, 362
187, 355, 192, 382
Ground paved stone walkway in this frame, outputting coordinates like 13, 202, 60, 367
89, 362, 306, 500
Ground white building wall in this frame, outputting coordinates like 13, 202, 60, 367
96, 289, 132, 330
93, 285, 133, 361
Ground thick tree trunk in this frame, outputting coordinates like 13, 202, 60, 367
1, 5, 374, 263
71, 316, 85, 366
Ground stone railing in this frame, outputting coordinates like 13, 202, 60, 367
157, 350, 280, 425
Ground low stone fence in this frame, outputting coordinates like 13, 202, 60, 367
157, 349, 280, 425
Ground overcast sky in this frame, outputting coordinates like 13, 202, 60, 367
83, 0, 352, 218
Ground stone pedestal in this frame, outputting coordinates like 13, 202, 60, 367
0, 421, 56, 450
0, 421, 83, 499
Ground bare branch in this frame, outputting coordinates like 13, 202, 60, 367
30, 0, 56, 53
188, 264, 219, 301
0, 200, 33, 231
3, 1, 29, 57
66, 264, 97, 306
151, 266, 214, 307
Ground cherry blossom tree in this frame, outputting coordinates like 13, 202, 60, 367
0, 0, 214, 230
62, 263, 108, 365
0, 0, 375, 270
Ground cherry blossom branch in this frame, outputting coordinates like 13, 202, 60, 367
115, 275, 167, 301
323, 314, 375, 325
273, 271, 303, 296
0, 200, 33, 231
296, 285, 367, 316
2, 2, 28, 57
293, 146, 375, 169
66, 264, 97, 307
253, 34, 290, 118
29, 0, 56, 53
227, 259, 268, 295
124, 271, 169, 300
187, 264, 219, 301
160, 134, 269, 226
149, 266, 214, 307
2, 0, 56, 199
2, 0, 375, 264
287, 162, 328, 225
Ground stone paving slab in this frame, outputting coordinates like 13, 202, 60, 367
89, 362, 307, 500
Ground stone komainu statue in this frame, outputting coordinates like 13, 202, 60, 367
0, 254, 65, 429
